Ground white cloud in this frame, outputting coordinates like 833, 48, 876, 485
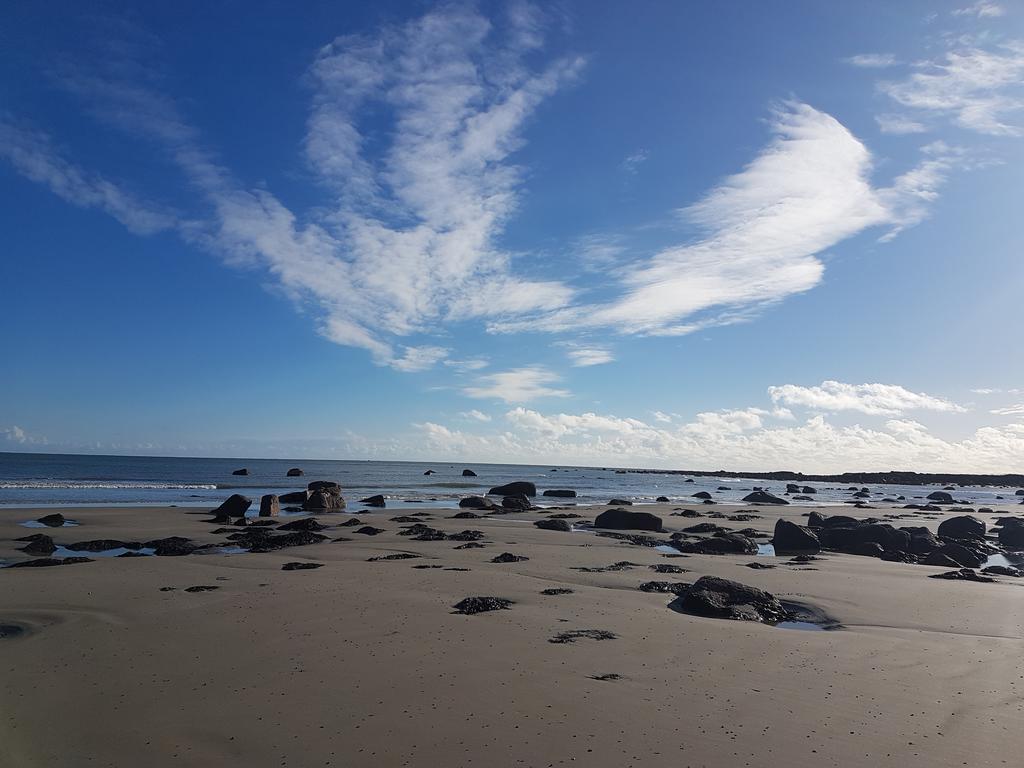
991, 404, 1024, 416
388, 345, 450, 372
953, 2, 1005, 18
460, 409, 493, 422
879, 42, 1024, 135
652, 410, 673, 423
462, 366, 571, 403
972, 387, 1021, 395
565, 346, 615, 367
444, 358, 490, 372
0, 120, 175, 235
768, 380, 966, 416
621, 149, 649, 173
875, 113, 928, 134
846, 53, 900, 68
1, 425, 45, 445
494, 103, 946, 338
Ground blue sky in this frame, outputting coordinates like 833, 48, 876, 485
2, 0, 1024, 471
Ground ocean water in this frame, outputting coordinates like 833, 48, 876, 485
0, 452, 1020, 509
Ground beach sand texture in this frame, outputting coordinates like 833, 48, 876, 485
2, 503, 1023, 767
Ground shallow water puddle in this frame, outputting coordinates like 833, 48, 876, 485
52, 546, 155, 558
775, 620, 828, 631
984, 552, 1024, 569
20, 520, 79, 528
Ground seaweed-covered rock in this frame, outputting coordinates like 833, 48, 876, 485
772, 519, 820, 554
534, 518, 571, 532
488, 481, 537, 497
929, 568, 993, 582
281, 562, 324, 571
676, 534, 757, 555
541, 588, 574, 595
8, 556, 93, 568
638, 581, 691, 595
982, 565, 1023, 577
66, 539, 141, 552
451, 510, 482, 519
594, 508, 662, 532
145, 537, 198, 556
19, 534, 56, 556
937, 515, 985, 540
549, 629, 617, 643
355, 526, 384, 536
453, 597, 512, 614
490, 552, 529, 563
448, 530, 484, 542
742, 491, 788, 505
671, 576, 787, 623
277, 518, 327, 532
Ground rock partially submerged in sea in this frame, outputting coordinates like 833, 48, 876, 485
926, 491, 954, 503
461, 469, 477, 477
543, 489, 576, 497
594, 508, 662, 532
742, 491, 788, 505
303, 481, 346, 511
286, 467, 304, 477
458, 496, 497, 510
232, 468, 249, 476
671, 576, 787, 623
259, 494, 279, 517
488, 481, 537, 497
360, 494, 386, 507
452, 597, 513, 615
210, 494, 252, 522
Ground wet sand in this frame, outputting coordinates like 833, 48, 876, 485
2, 502, 1023, 767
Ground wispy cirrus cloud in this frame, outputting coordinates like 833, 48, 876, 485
875, 113, 928, 134
462, 366, 571, 403
953, 2, 1005, 18
991, 404, 1024, 416
846, 53, 900, 68
879, 42, 1024, 135
493, 102, 952, 338
768, 380, 966, 416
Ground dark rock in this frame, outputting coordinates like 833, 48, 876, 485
676, 534, 757, 555
458, 496, 497, 510
454, 542, 486, 549
806, 511, 828, 528
534, 519, 571, 532
210, 494, 252, 522
355, 526, 384, 536
638, 581, 691, 595
548, 513, 582, 519
608, 498, 633, 506
424, 469, 435, 475
982, 565, 1023, 577
276, 518, 326, 532
742, 491, 788, 505
36, 513, 67, 527
880, 550, 918, 563
8, 557, 90, 568
929, 568, 994, 582
672, 575, 786, 623
682, 523, 727, 534
656, 496, 670, 502
744, 562, 777, 569
184, 585, 220, 592
368, 553, 420, 561
488, 481, 537, 497
801, 486, 817, 494
541, 588, 574, 595
452, 597, 512, 614
490, 552, 529, 563
232, 530, 328, 553
997, 519, 1024, 548
360, 494, 387, 507
232, 468, 249, 476
650, 563, 687, 573
259, 494, 280, 517
543, 489, 577, 497
303, 482, 346, 511
928, 543, 984, 568
926, 491, 954, 503
281, 562, 324, 570
286, 467, 304, 476
390, 515, 423, 523
501, 494, 531, 511
65, 539, 141, 552
772, 519, 821, 554
937, 515, 985, 540
921, 550, 965, 568
461, 469, 477, 477
594, 509, 662, 532
146, 536, 198, 556
451, 511, 482, 519
20, 535, 56, 556
692, 491, 712, 500
280, 490, 309, 504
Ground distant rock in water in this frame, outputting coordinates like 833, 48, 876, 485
542, 489, 577, 497
594, 509, 662, 532
423, 470, 436, 475
692, 491, 712, 500
286, 468, 304, 477
488, 481, 537, 497
742, 491, 788, 505
259, 494, 279, 517
232, 468, 249, 476
926, 491, 954, 503
360, 494, 386, 508
608, 498, 633, 506
656, 496, 670, 502
462, 469, 477, 477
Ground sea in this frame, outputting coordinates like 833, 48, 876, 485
1, 452, 1020, 510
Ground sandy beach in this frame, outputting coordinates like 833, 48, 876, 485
2, 500, 1023, 767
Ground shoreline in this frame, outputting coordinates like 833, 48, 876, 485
3, 500, 1024, 765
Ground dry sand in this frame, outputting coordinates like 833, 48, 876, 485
2, 501, 1023, 767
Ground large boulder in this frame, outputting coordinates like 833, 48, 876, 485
534, 518, 572, 532
459, 496, 497, 510
818, 523, 910, 554
286, 467, 304, 477
773, 519, 820, 554
926, 491, 954, 503
742, 491, 789, 505
19, 534, 56, 556
488, 481, 537, 497
36, 513, 67, 527
303, 481, 345, 511
542, 489, 577, 498
903, 528, 941, 554
997, 519, 1024, 548
501, 494, 531, 511
360, 495, 387, 507
937, 515, 986, 540
922, 550, 964, 568
594, 508, 663, 532
259, 494, 280, 517
280, 490, 309, 504
806, 511, 828, 528
673, 576, 787, 623
928, 543, 985, 568
211, 494, 252, 522
692, 491, 712, 500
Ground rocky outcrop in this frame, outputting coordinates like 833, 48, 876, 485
280, 490, 309, 504
210, 494, 252, 522
303, 481, 345, 511
997, 519, 1024, 548
360, 495, 386, 507
676, 534, 757, 555
534, 518, 571, 532
19, 534, 56, 556
742, 491, 788, 505
232, 468, 249, 476
488, 481, 537, 497
938, 515, 985, 540
459, 496, 497, 510
671, 576, 787, 623
461, 469, 477, 477
286, 468, 304, 476
452, 597, 513, 614
259, 494, 280, 517
594, 508, 662, 532
542, 489, 577, 497
772, 519, 820, 553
